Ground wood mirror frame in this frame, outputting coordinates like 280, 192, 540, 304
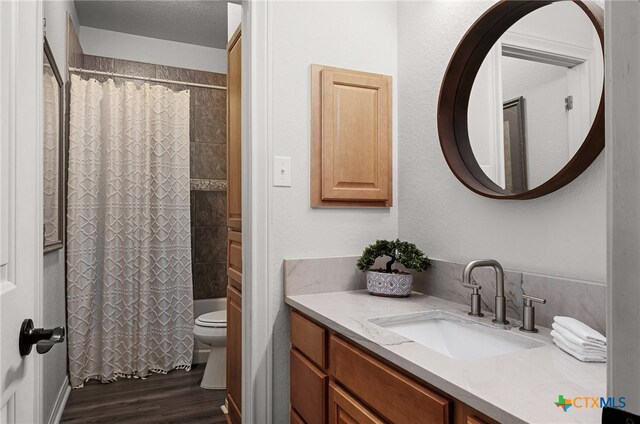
437, 0, 604, 200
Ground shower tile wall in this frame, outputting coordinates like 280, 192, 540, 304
81, 55, 228, 299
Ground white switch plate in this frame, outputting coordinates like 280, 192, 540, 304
273, 156, 292, 187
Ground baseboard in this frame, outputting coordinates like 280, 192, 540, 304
193, 348, 210, 364
47, 376, 71, 424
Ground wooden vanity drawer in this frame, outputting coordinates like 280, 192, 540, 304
329, 335, 451, 424
329, 381, 384, 424
290, 311, 326, 369
291, 348, 327, 424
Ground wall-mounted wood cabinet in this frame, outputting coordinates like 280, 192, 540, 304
289, 310, 501, 424
311, 65, 392, 208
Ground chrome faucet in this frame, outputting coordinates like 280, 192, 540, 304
462, 259, 509, 326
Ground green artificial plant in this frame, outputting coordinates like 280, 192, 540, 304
357, 239, 430, 274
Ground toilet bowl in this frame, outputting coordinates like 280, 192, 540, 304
193, 310, 226, 389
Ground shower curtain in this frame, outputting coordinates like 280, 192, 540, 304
66, 74, 194, 388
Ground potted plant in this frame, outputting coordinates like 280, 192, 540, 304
357, 239, 430, 297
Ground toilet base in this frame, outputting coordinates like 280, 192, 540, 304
200, 345, 226, 389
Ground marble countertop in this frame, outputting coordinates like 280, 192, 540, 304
285, 290, 606, 424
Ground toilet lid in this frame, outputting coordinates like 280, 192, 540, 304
195, 310, 227, 328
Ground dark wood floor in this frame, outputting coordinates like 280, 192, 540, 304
61, 365, 226, 424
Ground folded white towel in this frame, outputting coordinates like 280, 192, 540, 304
554, 316, 606, 345
551, 330, 606, 355
553, 339, 606, 363
551, 322, 606, 350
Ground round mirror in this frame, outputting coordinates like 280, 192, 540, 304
438, 0, 604, 199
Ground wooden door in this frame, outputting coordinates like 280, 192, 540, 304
0, 1, 43, 422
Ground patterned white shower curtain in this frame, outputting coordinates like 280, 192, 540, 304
67, 74, 194, 388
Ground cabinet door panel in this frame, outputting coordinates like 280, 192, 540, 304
329, 335, 450, 424
227, 26, 242, 230
290, 348, 327, 424
290, 311, 326, 369
291, 410, 306, 424
329, 382, 384, 424
321, 70, 390, 202
311, 64, 392, 207
226, 285, 242, 422
227, 229, 242, 292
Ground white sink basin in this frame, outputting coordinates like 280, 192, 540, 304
371, 310, 545, 360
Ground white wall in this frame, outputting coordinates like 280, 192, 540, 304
227, 3, 241, 42
269, 1, 398, 420
606, 0, 640, 414
42, 1, 76, 421
79, 26, 227, 73
398, 0, 606, 283
44, 0, 79, 79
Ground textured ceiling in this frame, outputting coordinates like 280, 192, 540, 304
75, 1, 235, 49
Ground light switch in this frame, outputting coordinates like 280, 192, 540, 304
273, 156, 291, 187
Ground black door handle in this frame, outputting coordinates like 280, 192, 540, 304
19, 319, 65, 356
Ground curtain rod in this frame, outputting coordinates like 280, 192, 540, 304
68, 67, 226, 91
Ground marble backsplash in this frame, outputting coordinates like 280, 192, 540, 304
283, 256, 606, 334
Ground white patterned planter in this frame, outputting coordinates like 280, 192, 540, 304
366, 271, 413, 298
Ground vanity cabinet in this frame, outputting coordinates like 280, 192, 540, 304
289, 310, 500, 424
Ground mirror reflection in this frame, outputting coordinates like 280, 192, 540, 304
468, 1, 603, 193
43, 39, 64, 251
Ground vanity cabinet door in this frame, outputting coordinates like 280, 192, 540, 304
290, 348, 327, 424
328, 382, 384, 424
453, 403, 500, 424
291, 410, 306, 424
329, 335, 450, 424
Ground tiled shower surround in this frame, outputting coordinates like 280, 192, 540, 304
80, 55, 228, 299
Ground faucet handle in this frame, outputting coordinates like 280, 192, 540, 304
519, 295, 546, 333
522, 294, 546, 306
462, 282, 481, 293
462, 283, 483, 317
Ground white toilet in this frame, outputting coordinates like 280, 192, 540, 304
193, 310, 227, 389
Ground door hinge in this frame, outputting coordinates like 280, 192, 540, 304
565, 95, 573, 111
